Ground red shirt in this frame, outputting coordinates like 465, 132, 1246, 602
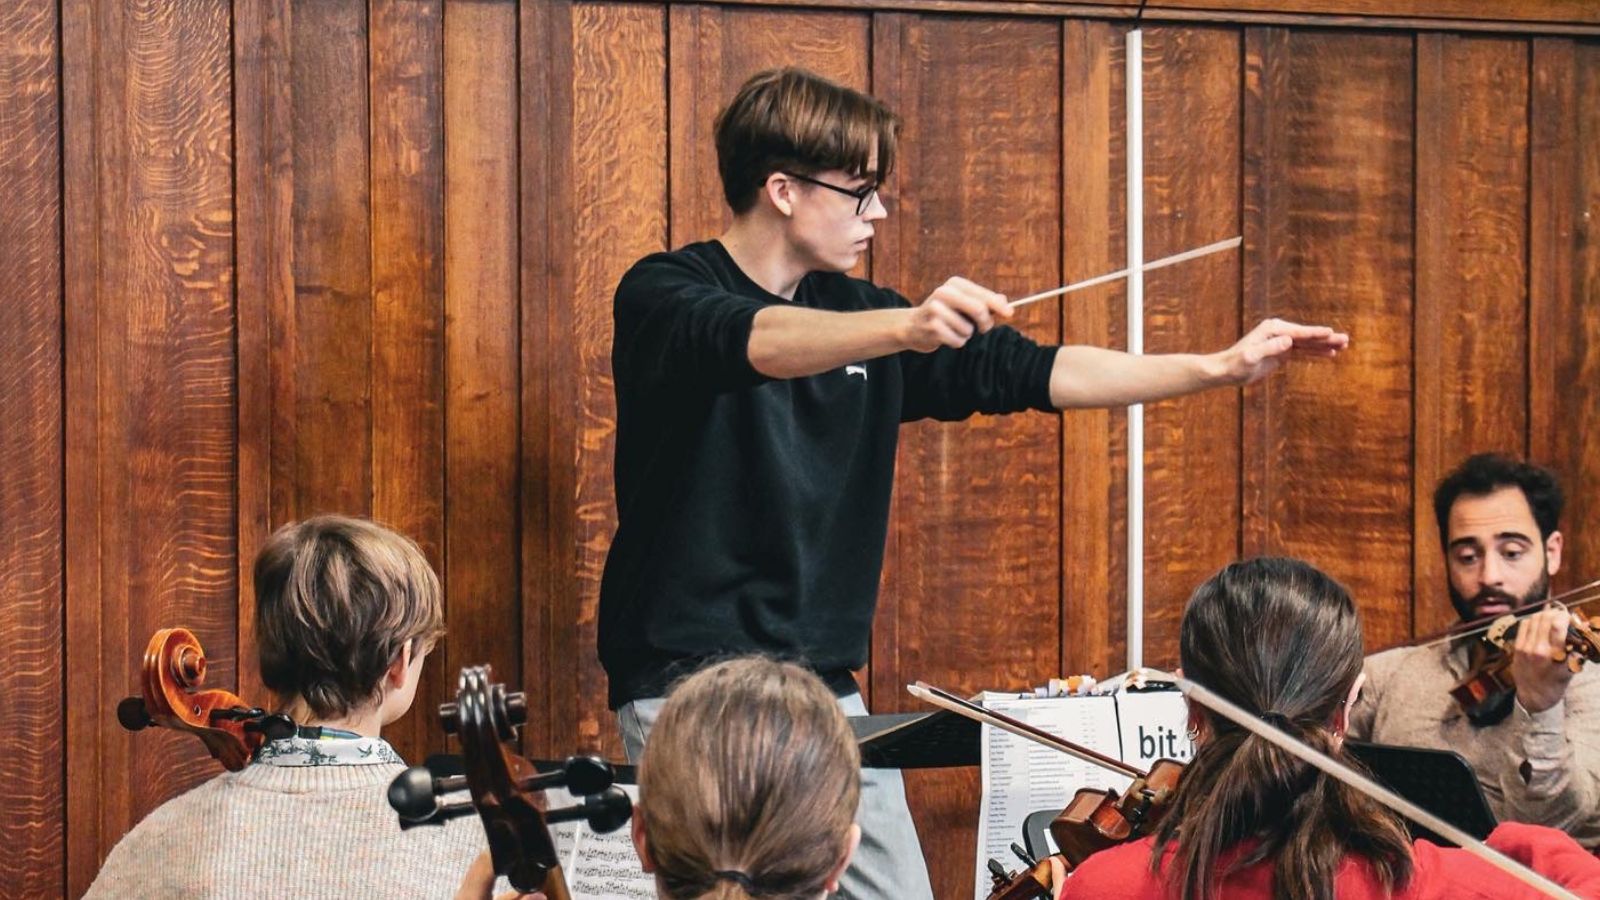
1058, 823, 1600, 900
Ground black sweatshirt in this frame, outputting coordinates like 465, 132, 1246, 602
599, 240, 1057, 707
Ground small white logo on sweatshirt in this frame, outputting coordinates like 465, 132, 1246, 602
845, 364, 868, 381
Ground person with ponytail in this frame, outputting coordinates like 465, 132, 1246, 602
631, 656, 861, 899
455, 655, 860, 900
1053, 557, 1600, 900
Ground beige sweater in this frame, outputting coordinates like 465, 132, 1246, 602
1349, 641, 1600, 848
84, 746, 488, 899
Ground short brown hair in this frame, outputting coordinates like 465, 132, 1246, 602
254, 516, 445, 718
715, 67, 898, 214
639, 656, 860, 899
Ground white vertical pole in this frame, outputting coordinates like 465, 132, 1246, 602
1125, 27, 1145, 672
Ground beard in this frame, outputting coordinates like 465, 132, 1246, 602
1450, 566, 1551, 623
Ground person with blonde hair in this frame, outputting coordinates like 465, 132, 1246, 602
455, 655, 860, 900
87, 515, 486, 898
633, 656, 861, 899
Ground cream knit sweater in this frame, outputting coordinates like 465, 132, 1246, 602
84, 752, 488, 899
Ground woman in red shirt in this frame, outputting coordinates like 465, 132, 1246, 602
1053, 557, 1600, 900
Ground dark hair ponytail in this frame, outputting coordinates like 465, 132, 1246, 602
1151, 557, 1413, 900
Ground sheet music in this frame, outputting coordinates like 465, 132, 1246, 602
545, 785, 656, 899
973, 694, 1126, 900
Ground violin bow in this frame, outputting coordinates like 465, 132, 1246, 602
1165, 670, 1580, 900
1414, 577, 1600, 651
1011, 236, 1241, 309
907, 681, 1143, 779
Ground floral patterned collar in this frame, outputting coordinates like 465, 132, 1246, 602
252, 732, 404, 768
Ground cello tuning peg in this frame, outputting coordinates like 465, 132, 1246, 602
561, 755, 614, 795
505, 691, 528, 727
545, 786, 634, 834
389, 765, 443, 822
117, 697, 153, 732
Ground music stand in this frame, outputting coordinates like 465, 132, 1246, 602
1346, 739, 1497, 845
851, 710, 982, 769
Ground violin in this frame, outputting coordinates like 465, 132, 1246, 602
1049, 757, 1184, 863
117, 627, 292, 771
983, 843, 1054, 900
387, 664, 633, 898
1448, 608, 1600, 726
906, 683, 1185, 900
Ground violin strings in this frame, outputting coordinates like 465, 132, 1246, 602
1416, 577, 1600, 649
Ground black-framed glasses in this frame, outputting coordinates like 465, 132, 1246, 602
782, 171, 881, 215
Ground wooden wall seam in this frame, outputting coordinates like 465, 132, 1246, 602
0, 0, 66, 894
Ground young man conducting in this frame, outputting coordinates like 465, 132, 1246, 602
601, 67, 1349, 898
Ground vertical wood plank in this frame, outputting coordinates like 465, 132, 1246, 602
521, 0, 575, 756
1137, 24, 1244, 666
370, 0, 447, 765
1530, 39, 1600, 586
444, 0, 522, 737
0, 1, 64, 893
61, 0, 104, 888
531, 2, 668, 757
872, 16, 1063, 899
64, 0, 237, 882
233, 0, 292, 710
1412, 34, 1529, 636
285, 0, 371, 520
667, 4, 870, 248
1242, 28, 1416, 649
1060, 18, 1126, 679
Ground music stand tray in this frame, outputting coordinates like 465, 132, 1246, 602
1346, 739, 1497, 845
851, 710, 982, 769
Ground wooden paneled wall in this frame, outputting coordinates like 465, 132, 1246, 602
3, 2, 1599, 897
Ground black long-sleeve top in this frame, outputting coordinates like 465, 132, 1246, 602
599, 240, 1057, 708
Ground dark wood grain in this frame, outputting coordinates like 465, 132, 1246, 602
61, 0, 103, 890
1138, 24, 1244, 667
34, 3, 1600, 890
520, 0, 577, 757
1243, 27, 1415, 649
704, 0, 1600, 34
370, 0, 447, 765
1060, 18, 1125, 679
0, 1, 64, 893
443, 0, 523, 744
547, 3, 669, 757
286, 0, 372, 520
1412, 33, 1529, 637
667, 5, 871, 248
1530, 39, 1600, 588
63, 0, 239, 882
871, 15, 1064, 899
233, 0, 292, 710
